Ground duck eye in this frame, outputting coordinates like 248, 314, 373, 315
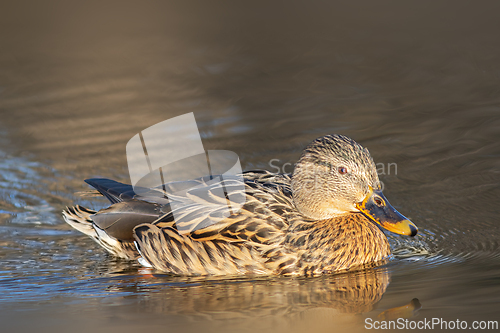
338, 167, 348, 175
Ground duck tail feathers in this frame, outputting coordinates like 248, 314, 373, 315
62, 205, 98, 238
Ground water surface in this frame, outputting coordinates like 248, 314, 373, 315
1, 1, 499, 332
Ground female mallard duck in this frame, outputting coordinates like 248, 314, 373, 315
63, 134, 417, 276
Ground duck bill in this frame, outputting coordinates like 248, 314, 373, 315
356, 189, 418, 237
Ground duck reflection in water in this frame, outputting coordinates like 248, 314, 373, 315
95, 264, 420, 327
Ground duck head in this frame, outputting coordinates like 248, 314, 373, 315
291, 134, 417, 237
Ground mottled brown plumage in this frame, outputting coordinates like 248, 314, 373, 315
63, 134, 416, 276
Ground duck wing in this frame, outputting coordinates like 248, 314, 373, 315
82, 177, 208, 241
133, 172, 300, 275
82, 178, 164, 242
82, 176, 246, 243
85, 178, 137, 204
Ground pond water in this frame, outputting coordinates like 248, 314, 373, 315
1, 1, 499, 332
